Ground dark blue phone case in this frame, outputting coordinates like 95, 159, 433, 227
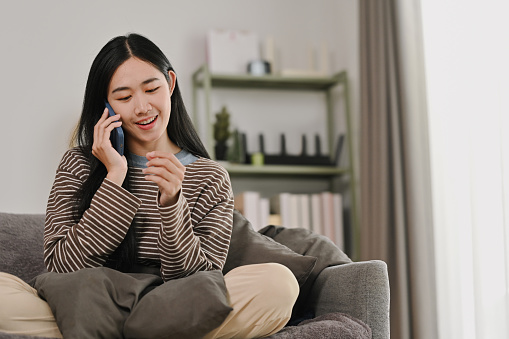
105, 102, 124, 156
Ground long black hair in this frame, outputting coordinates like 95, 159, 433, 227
72, 33, 209, 272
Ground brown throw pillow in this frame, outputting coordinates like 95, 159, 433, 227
124, 270, 232, 338
34, 268, 232, 339
223, 210, 317, 287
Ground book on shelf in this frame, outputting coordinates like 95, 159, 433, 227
321, 191, 335, 243
316, 192, 344, 249
281, 194, 312, 231
289, 194, 299, 229
259, 197, 270, 230
234, 191, 261, 230
311, 193, 323, 235
234, 192, 272, 231
236, 190, 344, 249
269, 193, 291, 228
279, 191, 344, 248
333, 193, 344, 249
298, 194, 311, 231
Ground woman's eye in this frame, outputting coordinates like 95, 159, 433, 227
146, 87, 160, 93
118, 95, 131, 101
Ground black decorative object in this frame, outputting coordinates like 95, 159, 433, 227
242, 133, 250, 164
214, 143, 228, 161
301, 135, 308, 156
213, 106, 231, 160
315, 134, 322, 156
259, 134, 266, 154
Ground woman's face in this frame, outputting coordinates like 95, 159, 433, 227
107, 57, 177, 155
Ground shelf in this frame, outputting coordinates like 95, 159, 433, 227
221, 163, 348, 177
193, 67, 346, 91
192, 64, 359, 260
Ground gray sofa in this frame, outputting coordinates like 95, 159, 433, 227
0, 212, 389, 339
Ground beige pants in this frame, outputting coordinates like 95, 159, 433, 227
0, 263, 298, 339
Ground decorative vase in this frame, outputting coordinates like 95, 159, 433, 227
215, 141, 228, 161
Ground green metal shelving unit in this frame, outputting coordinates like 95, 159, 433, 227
192, 65, 359, 260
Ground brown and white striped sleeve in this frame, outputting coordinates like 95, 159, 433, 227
157, 159, 234, 281
43, 148, 141, 272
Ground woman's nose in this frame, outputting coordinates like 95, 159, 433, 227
134, 97, 152, 115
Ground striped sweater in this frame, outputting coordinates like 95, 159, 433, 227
44, 147, 234, 281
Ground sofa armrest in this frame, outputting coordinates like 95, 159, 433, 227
308, 260, 390, 339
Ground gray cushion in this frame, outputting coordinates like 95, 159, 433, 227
259, 225, 351, 318
223, 210, 317, 287
33, 267, 232, 339
124, 270, 232, 339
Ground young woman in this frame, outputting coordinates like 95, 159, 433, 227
0, 33, 298, 338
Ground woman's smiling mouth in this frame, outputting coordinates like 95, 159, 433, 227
136, 115, 158, 130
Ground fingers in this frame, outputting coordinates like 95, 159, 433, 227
95, 108, 117, 130
146, 152, 185, 172
93, 109, 122, 151
143, 152, 186, 206
143, 153, 185, 182
146, 151, 186, 168
91, 109, 127, 184
96, 107, 121, 129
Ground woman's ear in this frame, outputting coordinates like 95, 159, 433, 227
168, 70, 177, 96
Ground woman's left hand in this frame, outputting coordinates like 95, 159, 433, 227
143, 151, 186, 207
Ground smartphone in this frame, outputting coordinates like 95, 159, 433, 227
105, 102, 124, 156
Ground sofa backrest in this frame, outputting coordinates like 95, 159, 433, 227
0, 212, 47, 282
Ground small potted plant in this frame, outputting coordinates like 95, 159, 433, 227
213, 106, 231, 160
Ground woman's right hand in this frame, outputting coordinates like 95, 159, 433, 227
92, 108, 128, 186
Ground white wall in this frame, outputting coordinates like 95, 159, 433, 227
0, 0, 358, 213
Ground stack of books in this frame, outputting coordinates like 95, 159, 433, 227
234, 191, 344, 249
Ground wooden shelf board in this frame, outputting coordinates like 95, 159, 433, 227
194, 71, 346, 91
221, 163, 348, 176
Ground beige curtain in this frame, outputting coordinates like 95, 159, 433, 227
359, 1, 437, 338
